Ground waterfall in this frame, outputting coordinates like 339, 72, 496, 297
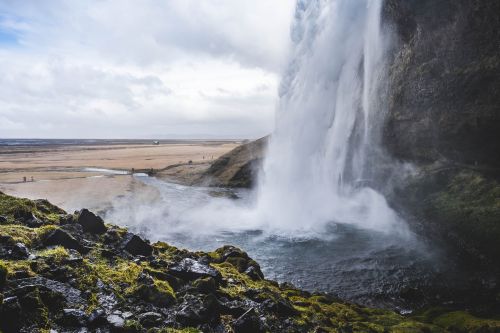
256, 0, 404, 235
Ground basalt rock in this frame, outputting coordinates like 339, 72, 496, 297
76, 208, 107, 234
122, 233, 153, 257
382, 0, 500, 267
169, 258, 221, 281
383, 0, 500, 166
42, 228, 86, 254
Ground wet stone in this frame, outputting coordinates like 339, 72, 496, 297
107, 314, 125, 330
138, 311, 163, 327
122, 233, 153, 257
42, 229, 85, 254
232, 308, 265, 333
168, 258, 221, 281
60, 308, 89, 326
77, 209, 107, 234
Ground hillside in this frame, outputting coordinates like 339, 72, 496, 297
2, 192, 500, 332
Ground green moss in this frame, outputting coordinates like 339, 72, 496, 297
431, 170, 500, 258
0, 193, 64, 224
0, 224, 37, 245
211, 262, 435, 331
0, 259, 35, 278
36, 246, 69, 264
123, 319, 142, 332
432, 311, 500, 332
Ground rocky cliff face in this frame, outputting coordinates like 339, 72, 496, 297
382, 0, 500, 264
383, 0, 500, 166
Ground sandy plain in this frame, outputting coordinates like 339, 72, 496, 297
0, 140, 239, 212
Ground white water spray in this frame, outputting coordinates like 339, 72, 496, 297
255, 0, 404, 235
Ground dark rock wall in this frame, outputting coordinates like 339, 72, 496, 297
382, 0, 500, 265
383, 0, 500, 166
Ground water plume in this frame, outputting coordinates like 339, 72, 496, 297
254, 0, 406, 235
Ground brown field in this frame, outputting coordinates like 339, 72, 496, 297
0, 141, 239, 212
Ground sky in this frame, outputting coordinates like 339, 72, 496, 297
0, 0, 295, 139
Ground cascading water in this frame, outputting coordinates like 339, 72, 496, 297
255, 0, 404, 235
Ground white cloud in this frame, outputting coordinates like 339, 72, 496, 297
0, 0, 294, 139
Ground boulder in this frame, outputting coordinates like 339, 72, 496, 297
232, 308, 265, 333
107, 313, 125, 331
122, 233, 153, 257
176, 294, 220, 326
0, 296, 22, 333
60, 308, 88, 326
138, 311, 163, 327
0, 236, 30, 260
76, 209, 107, 234
11, 277, 85, 307
193, 277, 217, 293
168, 258, 221, 281
42, 229, 85, 253
13, 209, 42, 227
88, 308, 107, 327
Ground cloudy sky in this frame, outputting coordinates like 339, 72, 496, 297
0, 0, 294, 139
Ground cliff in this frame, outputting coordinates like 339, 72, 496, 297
198, 137, 268, 188
4, 192, 499, 332
382, 0, 500, 265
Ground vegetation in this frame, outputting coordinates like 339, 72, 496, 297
1, 192, 500, 332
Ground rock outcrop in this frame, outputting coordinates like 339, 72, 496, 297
383, 0, 500, 166
382, 0, 500, 265
199, 136, 268, 188
2, 192, 499, 332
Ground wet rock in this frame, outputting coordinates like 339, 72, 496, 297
245, 266, 263, 281
260, 298, 298, 317
193, 276, 218, 293
214, 246, 264, 280
169, 258, 221, 281
60, 308, 88, 326
176, 293, 221, 326
232, 308, 265, 333
0, 296, 22, 333
134, 282, 174, 307
64, 249, 84, 264
107, 313, 125, 331
13, 242, 30, 258
122, 233, 153, 257
220, 299, 258, 317
0, 236, 30, 260
103, 229, 122, 244
14, 210, 43, 228
42, 229, 86, 254
88, 308, 107, 326
76, 209, 107, 234
138, 311, 163, 327
11, 277, 85, 307
59, 214, 75, 225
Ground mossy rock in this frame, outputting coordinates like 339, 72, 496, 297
0, 262, 7, 288
395, 168, 500, 264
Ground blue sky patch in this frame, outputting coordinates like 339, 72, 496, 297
0, 29, 18, 46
